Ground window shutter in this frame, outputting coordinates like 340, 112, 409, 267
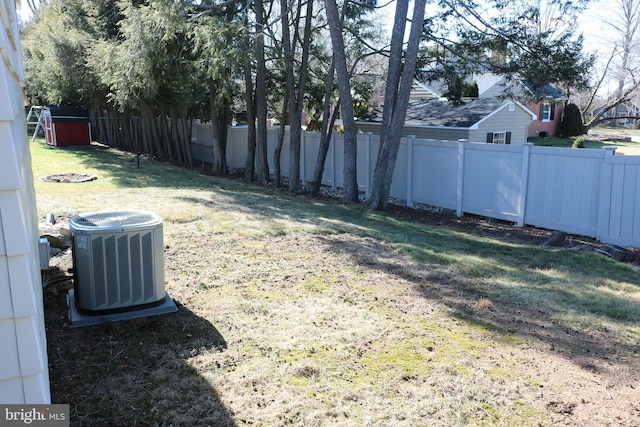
550, 103, 555, 120
505, 132, 512, 144
539, 104, 543, 120
486, 132, 493, 143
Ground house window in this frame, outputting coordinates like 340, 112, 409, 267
493, 132, 507, 144
486, 131, 511, 144
541, 103, 553, 121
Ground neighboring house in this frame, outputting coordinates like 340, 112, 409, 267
0, 1, 51, 403
519, 82, 565, 138
466, 74, 565, 138
412, 73, 565, 138
356, 97, 536, 144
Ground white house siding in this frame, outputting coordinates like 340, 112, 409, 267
400, 126, 469, 141
468, 105, 532, 144
0, 1, 51, 403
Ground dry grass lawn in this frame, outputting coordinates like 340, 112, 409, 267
33, 141, 640, 426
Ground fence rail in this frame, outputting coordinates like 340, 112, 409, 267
192, 124, 640, 248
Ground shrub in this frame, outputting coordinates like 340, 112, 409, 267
572, 136, 585, 148
560, 103, 585, 137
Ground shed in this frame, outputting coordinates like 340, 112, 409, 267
356, 98, 536, 144
43, 105, 91, 147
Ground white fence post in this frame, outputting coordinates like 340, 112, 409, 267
331, 132, 337, 191
365, 132, 372, 197
456, 141, 465, 217
301, 129, 306, 186
406, 135, 415, 207
517, 143, 533, 227
597, 146, 618, 242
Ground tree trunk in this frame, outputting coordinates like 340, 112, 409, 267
102, 111, 112, 146
311, 102, 340, 197
274, 87, 288, 188
281, 0, 313, 192
170, 110, 185, 165
311, 58, 337, 198
255, 0, 270, 184
182, 112, 193, 167
94, 107, 106, 144
149, 106, 163, 159
243, 21, 257, 183
325, 0, 358, 202
122, 110, 133, 152
281, 0, 297, 191
160, 107, 174, 162
140, 103, 154, 156
128, 110, 139, 157
367, 0, 426, 210
208, 77, 228, 175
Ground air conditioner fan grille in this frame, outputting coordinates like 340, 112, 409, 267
76, 214, 156, 227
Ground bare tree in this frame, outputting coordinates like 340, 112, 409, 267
583, 0, 640, 129
280, 0, 314, 193
255, 0, 270, 184
325, 0, 359, 202
26, 0, 42, 14
366, 0, 427, 210
243, 9, 257, 183
611, 0, 640, 123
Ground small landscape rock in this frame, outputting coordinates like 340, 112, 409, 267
543, 231, 566, 247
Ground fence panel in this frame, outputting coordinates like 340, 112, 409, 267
461, 142, 524, 222
191, 123, 213, 165
190, 124, 640, 248
525, 146, 604, 236
362, 133, 380, 196
598, 153, 640, 246
387, 137, 409, 201
227, 126, 248, 170
409, 139, 460, 210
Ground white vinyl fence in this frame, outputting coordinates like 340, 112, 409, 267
192, 124, 640, 248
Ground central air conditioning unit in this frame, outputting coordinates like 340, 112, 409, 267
69, 210, 168, 315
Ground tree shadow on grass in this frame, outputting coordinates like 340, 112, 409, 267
317, 231, 640, 374
44, 278, 236, 426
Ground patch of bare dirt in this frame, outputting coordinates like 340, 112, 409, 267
40, 173, 97, 183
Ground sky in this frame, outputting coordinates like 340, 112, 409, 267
580, 0, 618, 48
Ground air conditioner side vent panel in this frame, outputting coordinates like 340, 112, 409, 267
71, 211, 165, 313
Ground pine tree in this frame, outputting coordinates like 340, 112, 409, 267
560, 103, 585, 137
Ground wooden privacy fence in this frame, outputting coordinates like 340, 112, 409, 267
191, 124, 640, 248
